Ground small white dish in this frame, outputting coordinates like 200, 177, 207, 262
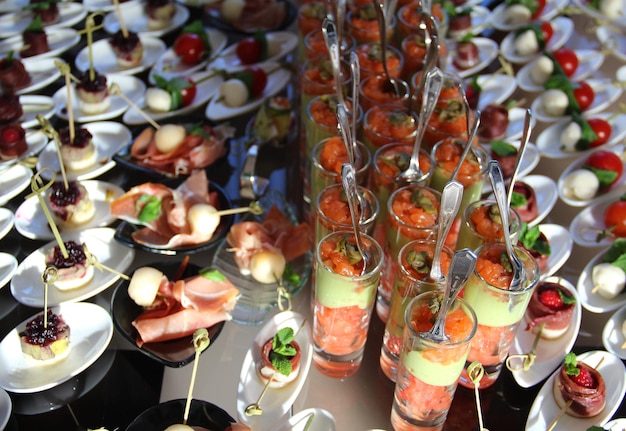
605, 418, 626, 430
83, 0, 141, 12
597, 26, 626, 63
123, 69, 221, 125
447, 5, 491, 39
531, 78, 624, 123
205, 65, 291, 121
539, 224, 573, 279
14, 180, 124, 240
75, 36, 166, 76
10, 227, 135, 307
490, 0, 568, 31
536, 111, 626, 159
52, 74, 146, 123
518, 175, 558, 228
499, 106, 539, 142
148, 28, 227, 83
500, 16, 573, 64
208, 31, 298, 72
237, 310, 313, 430
0, 388, 10, 431
103, 2, 190, 37
577, 245, 626, 313
445, 37, 499, 78
472, 73, 517, 111
36, 121, 133, 181
603, 303, 626, 360
275, 408, 336, 431
0, 208, 14, 241
0, 0, 26, 13
19, 95, 55, 129
0, 28, 80, 61
0, 164, 32, 206
517, 49, 605, 93
525, 350, 626, 430
573, 0, 626, 32
16, 57, 64, 95
0, 252, 18, 290
0, 2, 87, 38
558, 145, 626, 207
0, 128, 47, 173
510, 277, 580, 388
0, 302, 114, 393
569, 195, 616, 248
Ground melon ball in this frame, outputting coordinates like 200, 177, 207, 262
146, 87, 172, 112
219, 79, 249, 107
154, 124, 186, 153
249, 249, 286, 284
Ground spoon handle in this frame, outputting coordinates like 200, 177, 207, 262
412, 12, 439, 104
337, 103, 355, 167
349, 51, 362, 169
507, 109, 533, 209
341, 163, 368, 272
411, 67, 443, 173
430, 180, 463, 282
321, 18, 344, 106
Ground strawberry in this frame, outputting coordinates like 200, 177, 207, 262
1, 125, 21, 144
570, 367, 596, 388
538, 285, 574, 311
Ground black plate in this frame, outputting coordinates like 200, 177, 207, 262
126, 398, 235, 431
204, 0, 296, 35
111, 262, 226, 367
114, 181, 233, 256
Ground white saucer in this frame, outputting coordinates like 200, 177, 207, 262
577, 245, 626, 313
0, 164, 32, 206
0, 252, 18, 290
0, 2, 87, 38
569, 194, 616, 248
447, 5, 492, 39
573, 0, 626, 32
0, 208, 14, 242
275, 408, 336, 431
103, 2, 190, 37
0, 388, 10, 430
445, 37, 499, 78
36, 121, 133, 181
510, 277, 581, 388
500, 16, 573, 64
15, 57, 63, 95
596, 26, 626, 63
472, 73, 517, 111
605, 418, 626, 430
83, 0, 141, 12
19, 95, 55, 129
14, 180, 124, 240
490, 0, 568, 31
539, 224, 573, 279
0, 28, 80, 61
518, 175, 558, 228
75, 36, 166, 76
603, 303, 626, 360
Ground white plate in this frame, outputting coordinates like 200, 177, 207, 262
36, 121, 133, 180
83, 0, 141, 11
577, 245, 626, 313
237, 311, 313, 430
490, 0, 568, 31
497, 106, 539, 142
0, 129, 47, 173
517, 49, 606, 93
148, 28, 227, 82
445, 37, 499, 78
472, 73, 517, 111
75, 36, 166, 76
525, 350, 626, 430
536, 111, 626, 159
19, 95, 55, 129
0, 253, 18, 290
519, 175, 558, 228
597, 26, 626, 63
605, 418, 626, 430
539, 224, 573, 279
603, 303, 626, 360
103, 2, 190, 37
573, 0, 626, 32
500, 16, 573, 64
0, 164, 32, 206
0, 208, 14, 242
0, 302, 113, 393
0, 28, 80, 61
569, 194, 621, 248
275, 408, 336, 431
510, 277, 580, 388
0, 388, 10, 430
0, 2, 87, 38
16, 57, 63, 95
208, 31, 298, 72
558, 145, 626, 207
14, 180, 124, 240
447, 5, 491, 39
10, 227, 135, 307
52, 74, 146, 123
123, 69, 222, 125
205, 65, 291, 121
0, 0, 26, 13
531, 78, 624, 123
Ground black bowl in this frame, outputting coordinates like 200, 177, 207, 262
126, 398, 235, 431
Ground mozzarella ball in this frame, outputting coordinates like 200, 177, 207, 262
146, 87, 172, 112
221, 0, 245, 22
187, 204, 220, 239
128, 267, 164, 307
529, 55, 554, 85
561, 169, 599, 200
592, 263, 626, 300
249, 249, 286, 284
514, 29, 539, 56
542, 89, 569, 117
503, 4, 532, 25
154, 124, 186, 153
219, 79, 249, 107
560, 121, 582, 152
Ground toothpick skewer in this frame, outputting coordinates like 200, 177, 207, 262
468, 361, 489, 431
84, 13, 99, 82
112, 0, 129, 38
55, 61, 75, 143
41, 266, 58, 328
37, 114, 69, 191
83, 244, 130, 280
109, 83, 161, 130
183, 329, 210, 425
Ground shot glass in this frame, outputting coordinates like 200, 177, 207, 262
396, 2, 449, 43
297, 1, 327, 60
304, 28, 356, 60
346, 4, 396, 44
360, 75, 411, 114
458, 242, 539, 390
313, 231, 384, 378
380, 239, 453, 382
455, 199, 523, 251
362, 105, 417, 155
300, 56, 351, 119
390, 290, 477, 431
353, 42, 404, 82
401, 33, 448, 82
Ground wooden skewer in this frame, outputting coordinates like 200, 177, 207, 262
183, 329, 210, 425
56, 61, 75, 143
109, 83, 161, 130
112, 0, 129, 38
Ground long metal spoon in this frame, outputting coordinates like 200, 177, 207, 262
489, 160, 526, 291
396, 66, 443, 185
322, 18, 345, 106
507, 109, 533, 209
374, 0, 402, 96
430, 180, 464, 282
341, 163, 369, 275
423, 248, 477, 341
350, 51, 362, 169
450, 110, 481, 182
411, 12, 440, 111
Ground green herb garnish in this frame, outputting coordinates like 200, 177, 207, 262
137, 194, 162, 223
564, 352, 580, 376
270, 327, 297, 376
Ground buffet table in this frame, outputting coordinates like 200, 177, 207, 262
1, 0, 626, 430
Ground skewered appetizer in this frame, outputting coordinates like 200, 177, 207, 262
512, 21, 553, 57
173, 20, 211, 66
553, 352, 606, 418
21, 15, 49, 58
478, 103, 511, 141
560, 114, 612, 152
444, 3, 473, 38
510, 182, 539, 223
0, 94, 23, 125
109, 30, 144, 68
47, 180, 96, 226
59, 126, 97, 171
146, 75, 197, 113
452, 34, 480, 70
500, 0, 545, 25
0, 123, 27, 160
518, 223, 551, 273
146, 0, 176, 30
218, 67, 268, 107
541, 79, 595, 118
75, 70, 110, 115
19, 309, 71, 361
591, 238, 626, 300
0, 52, 31, 94
25, 0, 60, 25
258, 326, 301, 388
525, 281, 576, 339
44, 240, 95, 291
561, 150, 622, 201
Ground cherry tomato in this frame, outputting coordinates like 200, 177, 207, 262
180, 79, 196, 107
236, 37, 262, 65
531, 0, 546, 19
574, 81, 594, 111
588, 118, 612, 147
174, 33, 206, 65
540, 22, 553, 44
585, 150, 623, 186
553, 48, 579, 77
247, 66, 268, 98
604, 198, 626, 237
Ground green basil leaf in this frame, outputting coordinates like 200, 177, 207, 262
199, 268, 227, 282
583, 165, 618, 188
137, 195, 161, 223
490, 140, 517, 156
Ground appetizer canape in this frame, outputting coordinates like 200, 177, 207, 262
0, 94, 23, 125
146, 0, 176, 30
0, 52, 31, 94
512, 21, 553, 57
257, 326, 301, 388
21, 16, 49, 58
553, 352, 606, 417
217, 67, 268, 108
591, 238, 626, 300
517, 223, 551, 273
47, 180, 96, 227
75, 70, 110, 115
478, 103, 511, 141
173, 20, 211, 66
452, 34, 480, 71
59, 126, 97, 171
109, 30, 144, 68
19, 309, 70, 361
44, 240, 95, 291
561, 150, 622, 201
510, 182, 539, 223
251, 96, 293, 144
525, 280, 576, 339
0, 123, 27, 160
26, 0, 60, 25
560, 114, 613, 152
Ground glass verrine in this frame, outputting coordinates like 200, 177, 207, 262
353, 42, 404, 82
360, 75, 410, 114
300, 56, 351, 119
458, 242, 539, 390
297, 1, 327, 61
313, 231, 384, 378
346, 4, 396, 44
362, 105, 417, 155
378, 185, 441, 322
396, 2, 449, 44
401, 33, 448, 82
303, 28, 356, 60
390, 290, 477, 431
380, 239, 453, 382
456, 199, 523, 251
